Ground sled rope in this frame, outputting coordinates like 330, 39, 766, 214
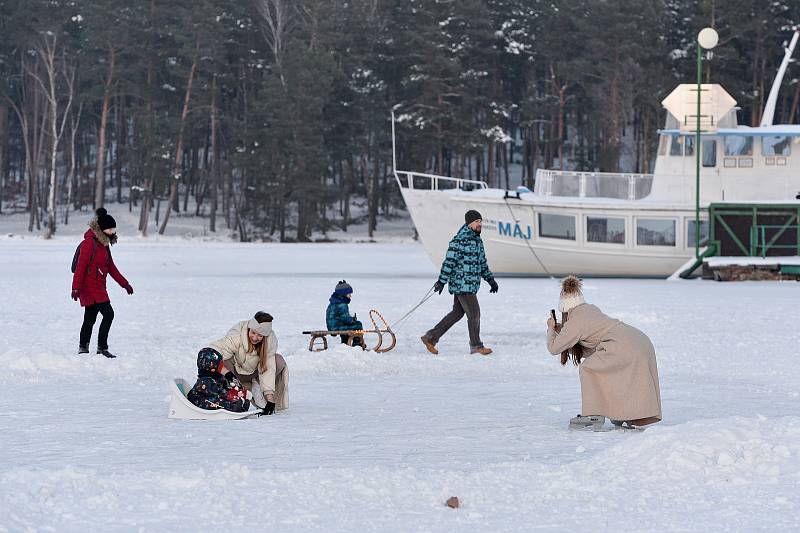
502, 195, 556, 280
390, 285, 436, 331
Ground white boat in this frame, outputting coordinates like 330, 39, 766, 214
395, 31, 800, 277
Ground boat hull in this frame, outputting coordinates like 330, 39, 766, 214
401, 187, 696, 278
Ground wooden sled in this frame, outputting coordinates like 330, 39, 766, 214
168, 378, 258, 420
303, 309, 397, 353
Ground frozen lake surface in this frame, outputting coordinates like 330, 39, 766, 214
1, 237, 799, 532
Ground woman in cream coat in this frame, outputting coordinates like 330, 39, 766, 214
546, 276, 661, 429
211, 311, 288, 414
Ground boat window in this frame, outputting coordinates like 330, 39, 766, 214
587, 217, 625, 244
702, 140, 717, 167
684, 136, 694, 156
538, 213, 576, 240
686, 219, 709, 247
658, 135, 669, 156
762, 136, 792, 156
636, 219, 676, 246
724, 136, 753, 156
670, 136, 686, 156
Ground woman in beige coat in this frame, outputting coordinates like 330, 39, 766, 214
211, 311, 288, 415
546, 276, 661, 429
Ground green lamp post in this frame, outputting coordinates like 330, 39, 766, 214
695, 27, 719, 259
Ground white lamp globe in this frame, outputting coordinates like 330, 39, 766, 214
698, 27, 719, 49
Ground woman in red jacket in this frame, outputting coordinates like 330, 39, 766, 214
71, 208, 133, 358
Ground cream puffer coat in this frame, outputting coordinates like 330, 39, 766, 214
211, 321, 279, 397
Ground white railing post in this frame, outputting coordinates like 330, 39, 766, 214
579, 173, 587, 197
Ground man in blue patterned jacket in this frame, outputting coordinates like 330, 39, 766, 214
421, 210, 498, 355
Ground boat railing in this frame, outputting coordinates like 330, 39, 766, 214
395, 170, 489, 191
535, 169, 653, 200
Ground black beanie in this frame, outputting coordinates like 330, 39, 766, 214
465, 210, 482, 225
96, 208, 116, 231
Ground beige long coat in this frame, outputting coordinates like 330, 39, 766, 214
547, 304, 661, 424
211, 321, 288, 410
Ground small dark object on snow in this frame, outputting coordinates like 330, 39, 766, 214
445, 496, 460, 509
98, 348, 116, 358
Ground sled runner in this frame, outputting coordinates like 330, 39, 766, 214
303, 309, 397, 353
168, 378, 258, 420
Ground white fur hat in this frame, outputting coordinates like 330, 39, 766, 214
558, 275, 585, 313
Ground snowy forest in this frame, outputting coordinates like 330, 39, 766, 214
0, 0, 797, 240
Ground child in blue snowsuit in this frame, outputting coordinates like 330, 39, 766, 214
187, 348, 251, 412
326, 280, 364, 346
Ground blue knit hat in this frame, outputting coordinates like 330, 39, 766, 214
334, 280, 353, 296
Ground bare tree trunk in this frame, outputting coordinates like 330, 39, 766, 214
503, 142, 510, 190
0, 105, 6, 214
368, 153, 379, 238
643, 108, 651, 173
751, 31, 763, 126
184, 144, 196, 212
159, 40, 198, 235
789, 82, 800, 125
558, 89, 567, 171
7, 56, 45, 232
256, 0, 291, 90
139, 0, 156, 235
32, 34, 76, 238
487, 142, 495, 187
65, 104, 82, 225
209, 74, 218, 233
94, 46, 116, 209
116, 95, 125, 204
343, 156, 355, 231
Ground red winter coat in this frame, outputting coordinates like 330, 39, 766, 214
71, 222, 129, 307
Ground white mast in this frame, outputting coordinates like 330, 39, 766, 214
760, 29, 800, 127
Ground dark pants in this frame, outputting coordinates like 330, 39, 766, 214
80, 301, 114, 349
424, 294, 482, 348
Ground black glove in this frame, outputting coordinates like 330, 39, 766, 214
262, 401, 276, 416
124, 284, 134, 295
434, 280, 445, 294
489, 279, 499, 293
71, 289, 79, 301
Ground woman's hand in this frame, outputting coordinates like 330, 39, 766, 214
547, 316, 556, 330
266, 394, 275, 403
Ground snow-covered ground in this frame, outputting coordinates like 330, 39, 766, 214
1, 237, 799, 532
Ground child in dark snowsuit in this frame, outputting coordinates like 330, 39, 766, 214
326, 280, 364, 346
187, 348, 252, 412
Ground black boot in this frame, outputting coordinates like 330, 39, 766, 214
78, 344, 89, 354
97, 348, 117, 359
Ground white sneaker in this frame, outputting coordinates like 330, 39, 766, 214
569, 414, 605, 430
